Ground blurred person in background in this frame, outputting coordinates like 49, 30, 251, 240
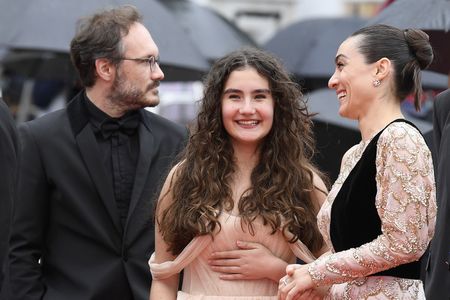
8, 5, 186, 300
278, 24, 437, 299
426, 88, 450, 299
0, 97, 18, 300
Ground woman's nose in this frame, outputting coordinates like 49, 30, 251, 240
328, 73, 338, 89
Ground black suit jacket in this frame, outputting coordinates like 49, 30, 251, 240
8, 92, 187, 300
0, 99, 19, 299
426, 89, 450, 299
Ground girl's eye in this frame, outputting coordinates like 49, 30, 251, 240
336, 62, 344, 69
255, 94, 266, 100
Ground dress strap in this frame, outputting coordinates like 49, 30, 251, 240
149, 234, 213, 280
282, 229, 316, 263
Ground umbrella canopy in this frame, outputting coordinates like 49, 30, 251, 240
367, 0, 450, 75
264, 17, 366, 80
307, 88, 360, 182
422, 70, 450, 90
161, 0, 256, 63
1, 50, 74, 81
0, 0, 210, 81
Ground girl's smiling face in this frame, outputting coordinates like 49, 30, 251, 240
221, 67, 274, 149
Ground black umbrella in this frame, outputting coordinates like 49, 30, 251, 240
307, 88, 433, 182
306, 88, 360, 182
0, 0, 210, 81
367, 0, 450, 75
264, 17, 366, 81
161, 0, 256, 63
1, 50, 74, 82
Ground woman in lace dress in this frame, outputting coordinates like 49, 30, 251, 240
279, 24, 437, 300
149, 47, 328, 299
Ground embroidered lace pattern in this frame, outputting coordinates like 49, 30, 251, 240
310, 122, 437, 299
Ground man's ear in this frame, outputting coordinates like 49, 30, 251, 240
94, 58, 115, 82
373, 57, 391, 81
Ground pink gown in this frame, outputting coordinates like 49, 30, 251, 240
310, 122, 437, 299
150, 211, 316, 299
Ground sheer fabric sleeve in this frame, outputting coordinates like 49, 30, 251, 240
149, 235, 213, 280
308, 123, 437, 286
288, 237, 316, 264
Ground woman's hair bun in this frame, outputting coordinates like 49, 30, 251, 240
404, 28, 434, 70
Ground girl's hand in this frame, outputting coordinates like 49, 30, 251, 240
209, 240, 287, 281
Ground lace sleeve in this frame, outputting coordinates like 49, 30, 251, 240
308, 123, 437, 286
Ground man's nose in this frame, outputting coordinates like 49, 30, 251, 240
151, 63, 164, 81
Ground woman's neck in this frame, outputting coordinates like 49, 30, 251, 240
358, 97, 404, 142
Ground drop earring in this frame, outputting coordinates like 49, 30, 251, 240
373, 79, 381, 87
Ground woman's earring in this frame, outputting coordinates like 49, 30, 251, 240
373, 79, 381, 87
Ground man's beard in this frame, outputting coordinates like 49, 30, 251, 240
107, 71, 160, 112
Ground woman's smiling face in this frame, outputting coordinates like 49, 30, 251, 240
328, 36, 377, 121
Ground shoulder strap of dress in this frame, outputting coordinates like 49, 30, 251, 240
387, 118, 423, 135
289, 240, 316, 263
281, 228, 316, 263
149, 234, 213, 280
368, 118, 423, 149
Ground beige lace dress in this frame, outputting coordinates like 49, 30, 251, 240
310, 121, 437, 299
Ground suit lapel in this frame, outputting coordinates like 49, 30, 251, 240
126, 116, 155, 227
76, 126, 123, 235
67, 93, 122, 236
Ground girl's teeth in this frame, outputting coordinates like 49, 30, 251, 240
238, 120, 258, 125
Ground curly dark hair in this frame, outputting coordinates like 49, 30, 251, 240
158, 47, 325, 255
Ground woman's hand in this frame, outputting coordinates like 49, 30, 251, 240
208, 240, 288, 282
277, 264, 316, 300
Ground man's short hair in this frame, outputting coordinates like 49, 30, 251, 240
70, 5, 142, 87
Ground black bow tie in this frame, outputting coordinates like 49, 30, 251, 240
99, 113, 140, 139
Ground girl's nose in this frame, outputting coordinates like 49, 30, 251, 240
239, 99, 256, 114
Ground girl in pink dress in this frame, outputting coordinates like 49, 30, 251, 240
278, 24, 437, 300
149, 48, 328, 299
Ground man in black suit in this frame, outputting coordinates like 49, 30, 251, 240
8, 5, 187, 300
0, 98, 18, 299
426, 88, 450, 299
